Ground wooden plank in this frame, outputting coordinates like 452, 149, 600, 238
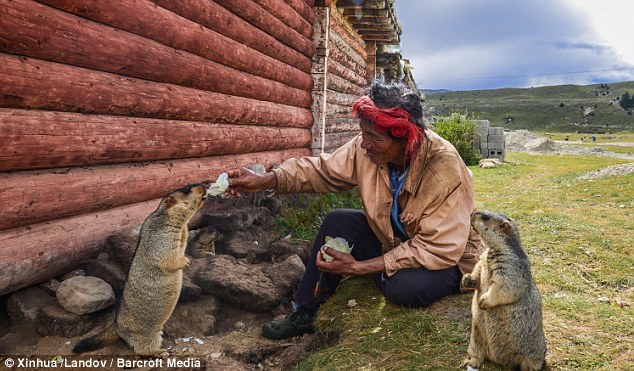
0, 109, 312, 171
330, 48, 366, 77
326, 118, 360, 133
329, 28, 366, 68
326, 89, 358, 107
329, 58, 369, 87
330, 5, 367, 59
151, 0, 312, 73
251, 0, 313, 39
0, 54, 313, 127
313, 74, 364, 96
36, 0, 313, 91
0, 199, 160, 296
1, 0, 311, 108
0, 148, 310, 231
214, 0, 315, 58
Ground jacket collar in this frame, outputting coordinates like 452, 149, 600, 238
403, 129, 431, 195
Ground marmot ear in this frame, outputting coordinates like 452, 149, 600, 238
501, 220, 511, 231
163, 196, 177, 209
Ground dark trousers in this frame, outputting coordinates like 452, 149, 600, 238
295, 209, 462, 311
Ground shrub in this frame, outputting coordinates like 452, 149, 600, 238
431, 112, 481, 165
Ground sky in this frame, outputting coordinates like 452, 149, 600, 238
393, 0, 634, 91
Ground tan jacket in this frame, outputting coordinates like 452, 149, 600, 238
273, 129, 483, 277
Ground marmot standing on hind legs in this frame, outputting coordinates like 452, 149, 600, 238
73, 183, 208, 356
460, 211, 547, 371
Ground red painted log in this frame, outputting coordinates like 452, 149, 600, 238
1, 0, 311, 108
151, 0, 312, 73
214, 0, 315, 58
36, 0, 312, 91
0, 54, 313, 127
251, 0, 313, 39
0, 109, 312, 172
287, 0, 315, 24
0, 199, 160, 296
0, 148, 310, 231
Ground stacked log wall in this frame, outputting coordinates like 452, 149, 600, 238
0, 0, 315, 295
311, 3, 369, 154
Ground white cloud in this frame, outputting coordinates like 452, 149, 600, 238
394, 0, 634, 90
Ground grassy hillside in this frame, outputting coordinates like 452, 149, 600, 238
424, 81, 634, 133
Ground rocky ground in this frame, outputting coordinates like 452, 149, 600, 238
0, 196, 328, 370
504, 130, 634, 178
0, 131, 631, 370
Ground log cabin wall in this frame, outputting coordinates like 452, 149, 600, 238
311, 2, 369, 154
0, 0, 316, 295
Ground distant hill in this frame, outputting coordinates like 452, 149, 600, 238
423, 81, 634, 132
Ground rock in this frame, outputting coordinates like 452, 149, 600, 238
258, 196, 281, 216
56, 276, 116, 315
264, 238, 311, 264
179, 258, 209, 303
478, 158, 503, 168
105, 226, 140, 268
164, 295, 219, 338
179, 274, 203, 303
220, 331, 286, 365
36, 303, 104, 337
262, 255, 305, 294
83, 259, 127, 294
194, 256, 282, 311
215, 227, 272, 262
6, 286, 56, 327
278, 333, 339, 371
202, 206, 272, 233
58, 269, 85, 281
38, 279, 60, 295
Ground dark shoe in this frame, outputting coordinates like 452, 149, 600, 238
262, 307, 315, 340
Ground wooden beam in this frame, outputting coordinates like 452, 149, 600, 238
0, 149, 310, 231
1, 0, 311, 108
0, 109, 312, 172
251, 0, 313, 39
287, 0, 315, 24
214, 0, 315, 58
0, 199, 160, 296
151, 0, 312, 73
0, 54, 313, 128
36, 0, 312, 91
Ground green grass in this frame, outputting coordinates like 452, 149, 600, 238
425, 81, 634, 132
280, 152, 633, 370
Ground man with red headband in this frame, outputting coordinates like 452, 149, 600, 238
226, 82, 483, 340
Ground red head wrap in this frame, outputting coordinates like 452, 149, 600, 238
352, 95, 424, 163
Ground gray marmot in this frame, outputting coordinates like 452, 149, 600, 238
73, 183, 207, 356
460, 211, 547, 371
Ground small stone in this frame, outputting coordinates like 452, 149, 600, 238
233, 321, 246, 331
56, 276, 115, 315
347, 299, 358, 308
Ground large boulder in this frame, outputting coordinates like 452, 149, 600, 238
56, 276, 116, 315
195, 256, 283, 311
